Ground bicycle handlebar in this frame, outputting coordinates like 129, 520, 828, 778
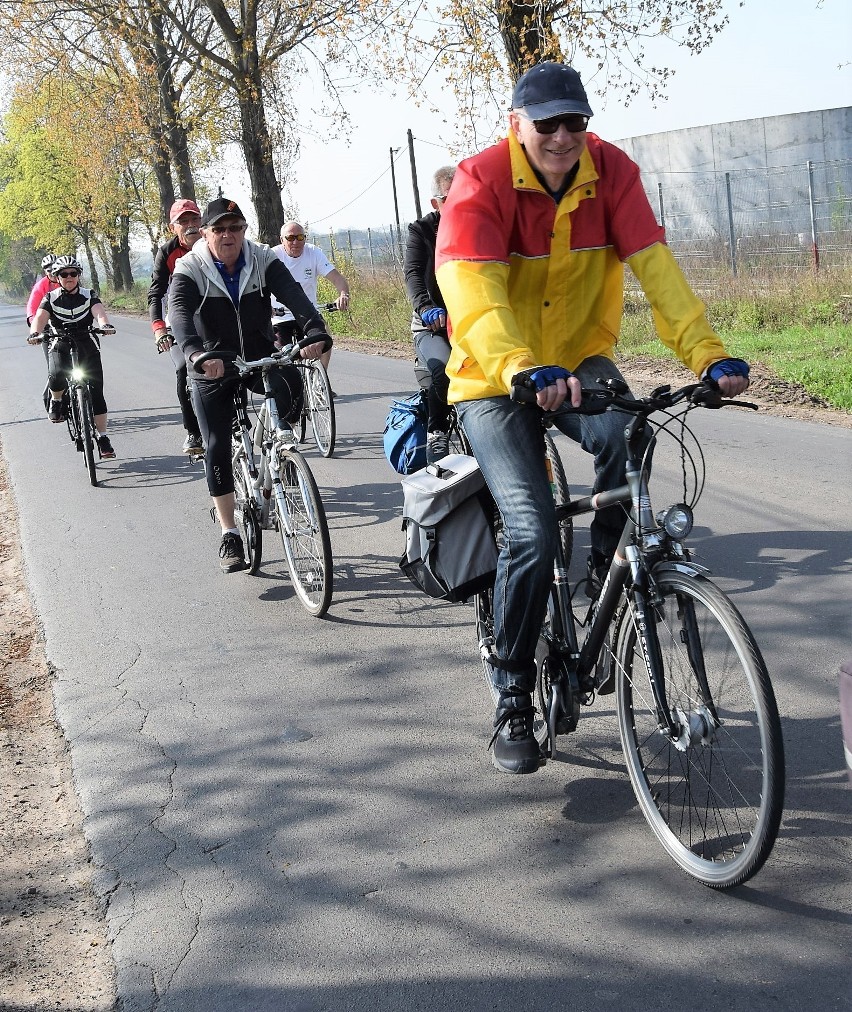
510, 377, 757, 415
191, 333, 331, 375
28, 325, 114, 345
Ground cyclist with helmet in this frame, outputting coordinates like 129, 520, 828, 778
26, 255, 60, 364
148, 198, 205, 456
27, 255, 118, 458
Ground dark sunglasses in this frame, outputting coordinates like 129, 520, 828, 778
284, 233, 307, 241
208, 223, 246, 234
57, 270, 81, 278
523, 113, 589, 134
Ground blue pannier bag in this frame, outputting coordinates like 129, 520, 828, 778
383, 391, 428, 474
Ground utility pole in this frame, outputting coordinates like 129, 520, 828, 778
389, 146, 402, 256
407, 129, 422, 218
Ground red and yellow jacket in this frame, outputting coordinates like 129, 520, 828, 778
435, 131, 730, 402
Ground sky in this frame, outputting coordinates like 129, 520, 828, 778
219, 0, 851, 232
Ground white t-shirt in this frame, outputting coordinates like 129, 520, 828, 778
270, 242, 335, 320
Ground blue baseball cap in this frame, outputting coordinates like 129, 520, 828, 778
511, 62, 594, 120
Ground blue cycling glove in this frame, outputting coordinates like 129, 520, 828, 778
707, 358, 750, 383
512, 365, 574, 392
420, 307, 444, 326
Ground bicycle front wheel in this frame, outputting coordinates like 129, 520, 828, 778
233, 458, 262, 575
543, 430, 572, 571
615, 571, 784, 888
77, 387, 97, 486
276, 449, 333, 616
306, 362, 336, 457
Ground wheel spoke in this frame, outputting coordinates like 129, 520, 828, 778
616, 572, 784, 887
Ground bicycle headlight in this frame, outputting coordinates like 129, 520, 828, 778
657, 503, 694, 539
71, 367, 85, 381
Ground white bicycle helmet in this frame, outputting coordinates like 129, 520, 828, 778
41, 253, 56, 271
52, 255, 83, 275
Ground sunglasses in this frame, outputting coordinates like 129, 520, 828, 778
521, 113, 589, 134
284, 233, 307, 241
208, 223, 247, 234
58, 270, 81, 278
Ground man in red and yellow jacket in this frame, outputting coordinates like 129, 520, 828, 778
436, 61, 750, 775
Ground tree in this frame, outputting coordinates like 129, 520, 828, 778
151, 0, 369, 242
374, 0, 735, 145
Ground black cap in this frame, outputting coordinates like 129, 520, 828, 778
511, 62, 594, 120
201, 198, 247, 227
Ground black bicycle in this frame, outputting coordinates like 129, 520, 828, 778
473, 379, 785, 888
29, 324, 114, 487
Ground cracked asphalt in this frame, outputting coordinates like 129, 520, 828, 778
1, 304, 850, 1012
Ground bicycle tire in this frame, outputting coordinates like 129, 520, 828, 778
277, 448, 333, 617
474, 587, 549, 748
543, 430, 572, 571
233, 459, 262, 575
77, 387, 97, 486
306, 362, 336, 457
447, 408, 470, 456
65, 392, 79, 443
614, 571, 784, 888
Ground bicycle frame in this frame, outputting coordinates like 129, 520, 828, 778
543, 407, 709, 749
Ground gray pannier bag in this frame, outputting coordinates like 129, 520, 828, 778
399, 454, 498, 603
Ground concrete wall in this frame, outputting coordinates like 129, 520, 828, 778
615, 107, 852, 175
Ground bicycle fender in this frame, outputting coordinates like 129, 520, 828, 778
652, 560, 712, 580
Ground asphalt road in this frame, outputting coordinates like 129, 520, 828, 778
1, 303, 849, 1012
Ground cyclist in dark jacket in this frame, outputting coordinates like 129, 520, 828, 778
27, 255, 118, 458
403, 165, 456, 463
148, 198, 204, 455
170, 198, 332, 573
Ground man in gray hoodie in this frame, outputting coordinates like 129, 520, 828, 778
170, 198, 332, 573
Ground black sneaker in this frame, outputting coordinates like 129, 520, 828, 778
97, 435, 115, 459
426, 430, 450, 464
48, 399, 65, 423
490, 692, 541, 774
183, 433, 204, 455
219, 532, 246, 573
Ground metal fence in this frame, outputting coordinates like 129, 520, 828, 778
313, 158, 852, 280
648, 158, 852, 278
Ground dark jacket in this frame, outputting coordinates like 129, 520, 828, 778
148, 236, 191, 327
404, 210, 446, 322
169, 237, 330, 363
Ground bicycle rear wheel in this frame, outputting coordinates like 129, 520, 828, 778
306, 362, 336, 457
614, 571, 784, 888
276, 449, 333, 617
233, 458, 262, 575
474, 587, 549, 748
77, 387, 97, 486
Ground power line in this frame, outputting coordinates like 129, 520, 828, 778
309, 148, 407, 226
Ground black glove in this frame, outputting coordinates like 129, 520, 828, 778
511, 365, 574, 392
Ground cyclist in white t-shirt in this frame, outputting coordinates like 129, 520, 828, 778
271, 222, 350, 376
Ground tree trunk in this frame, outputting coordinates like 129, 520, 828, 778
236, 66, 284, 244
117, 214, 134, 288
149, 8, 195, 204
495, 0, 563, 80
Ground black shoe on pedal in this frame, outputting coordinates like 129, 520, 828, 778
97, 435, 115, 458
490, 692, 541, 774
219, 532, 246, 573
48, 399, 65, 423
426, 430, 450, 464
183, 433, 204, 455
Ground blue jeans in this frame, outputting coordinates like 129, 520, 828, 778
456, 357, 646, 690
